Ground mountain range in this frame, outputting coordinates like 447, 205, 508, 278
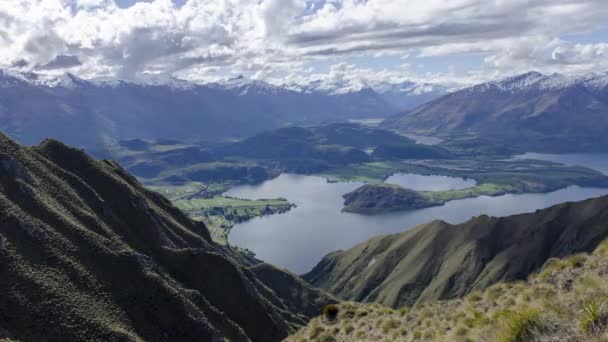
0, 132, 334, 341
0, 70, 446, 147
383, 71, 608, 152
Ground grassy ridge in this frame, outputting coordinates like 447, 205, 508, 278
287, 240, 608, 341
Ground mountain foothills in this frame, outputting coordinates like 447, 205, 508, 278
90, 123, 427, 182
0, 70, 446, 147
383, 72, 608, 152
0, 133, 335, 342
304, 195, 608, 308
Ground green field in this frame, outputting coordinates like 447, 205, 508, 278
174, 196, 293, 244
147, 182, 232, 200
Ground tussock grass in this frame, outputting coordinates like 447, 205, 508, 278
286, 241, 608, 342
496, 308, 546, 342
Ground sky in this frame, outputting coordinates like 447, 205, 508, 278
0, 0, 607, 87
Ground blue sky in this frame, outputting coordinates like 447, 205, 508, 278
1, 0, 607, 87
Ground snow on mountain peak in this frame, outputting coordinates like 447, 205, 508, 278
467, 71, 608, 94
0, 70, 86, 88
371, 80, 443, 95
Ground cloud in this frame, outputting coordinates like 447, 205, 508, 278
39, 54, 82, 69
0, 0, 606, 85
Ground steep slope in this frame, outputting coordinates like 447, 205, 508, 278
0, 133, 334, 341
383, 72, 608, 152
303, 195, 608, 309
289, 240, 608, 341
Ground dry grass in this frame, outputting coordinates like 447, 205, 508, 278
285, 246, 608, 341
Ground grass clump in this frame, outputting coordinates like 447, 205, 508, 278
381, 319, 400, 334
455, 325, 469, 336
354, 330, 365, 339
323, 304, 339, 321
539, 258, 568, 280
317, 332, 336, 342
566, 253, 588, 268
468, 291, 483, 302
308, 319, 324, 339
412, 329, 422, 339
579, 297, 607, 335
594, 240, 608, 257
498, 308, 546, 342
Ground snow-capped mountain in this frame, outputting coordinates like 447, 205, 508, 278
467, 71, 608, 94
371, 80, 449, 110
383, 71, 608, 152
0, 70, 444, 147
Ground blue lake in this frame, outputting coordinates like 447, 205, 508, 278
227, 172, 608, 274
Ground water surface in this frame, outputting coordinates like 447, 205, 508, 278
227, 174, 608, 274
400, 133, 444, 145
385, 173, 476, 191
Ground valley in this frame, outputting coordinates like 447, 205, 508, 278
4, 3, 608, 341
88, 123, 608, 263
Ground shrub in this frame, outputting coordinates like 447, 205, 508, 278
323, 304, 339, 321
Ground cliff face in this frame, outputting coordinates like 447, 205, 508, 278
304, 195, 608, 308
0, 133, 333, 342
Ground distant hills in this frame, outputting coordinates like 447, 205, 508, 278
0, 132, 334, 341
303, 195, 608, 308
0, 70, 446, 147
383, 71, 608, 152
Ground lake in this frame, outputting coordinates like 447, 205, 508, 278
399, 133, 444, 145
385, 173, 476, 191
227, 173, 608, 274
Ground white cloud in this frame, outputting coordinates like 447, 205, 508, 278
0, 0, 606, 85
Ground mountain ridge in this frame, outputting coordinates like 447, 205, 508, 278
0, 132, 335, 341
382, 71, 608, 152
303, 195, 608, 309
0, 69, 444, 147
